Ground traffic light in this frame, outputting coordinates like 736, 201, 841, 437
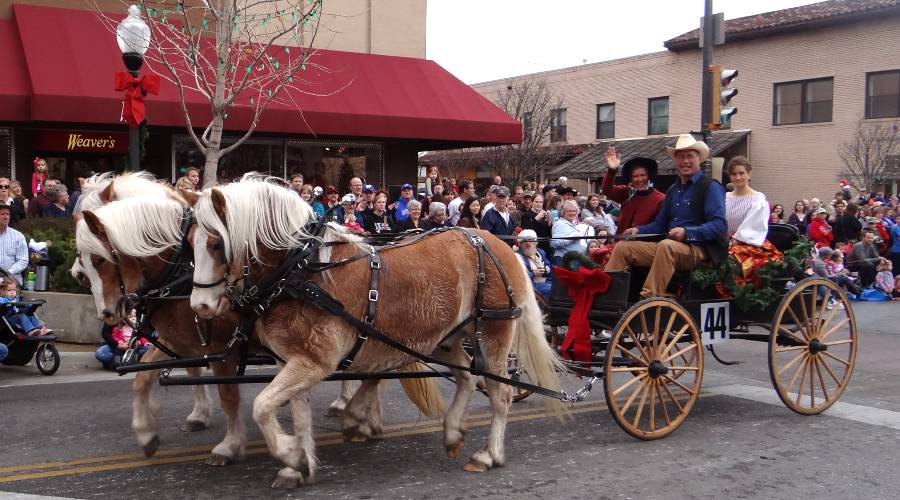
709, 64, 738, 129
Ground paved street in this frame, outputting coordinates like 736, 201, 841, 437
1, 301, 899, 499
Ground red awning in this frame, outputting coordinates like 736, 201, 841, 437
0, 19, 31, 122
7, 4, 520, 147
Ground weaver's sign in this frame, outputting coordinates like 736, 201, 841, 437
33, 130, 129, 154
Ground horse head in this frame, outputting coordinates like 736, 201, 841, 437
74, 197, 188, 325
189, 176, 317, 319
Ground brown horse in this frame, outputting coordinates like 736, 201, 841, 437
72, 174, 247, 464
187, 178, 567, 488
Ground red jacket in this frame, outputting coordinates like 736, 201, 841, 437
601, 170, 664, 235
808, 219, 834, 248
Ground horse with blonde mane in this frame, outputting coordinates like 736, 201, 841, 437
187, 176, 567, 488
72, 172, 248, 464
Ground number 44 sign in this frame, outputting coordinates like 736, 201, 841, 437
700, 302, 730, 345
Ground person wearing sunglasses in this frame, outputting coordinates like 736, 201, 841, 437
0, 178, 26, 226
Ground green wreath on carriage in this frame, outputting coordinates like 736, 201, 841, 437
560, 237, 813, 312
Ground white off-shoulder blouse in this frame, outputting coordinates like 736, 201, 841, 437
726, 191, 770, 247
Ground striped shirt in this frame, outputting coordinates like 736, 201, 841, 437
0, 226, 29, 283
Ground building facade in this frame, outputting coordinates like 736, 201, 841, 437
470, 0, 900, 206
0, 1, 485, 199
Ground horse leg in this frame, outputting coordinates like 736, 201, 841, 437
341, 379, 383, 442
181, 366, 212, 432
253, 358, 327, 488
271, 390, 317, 488
463, 329, 514, 473
131, 346, 164, 457
325, 380, 356, 416
206, 360, 246, 466
433, 342, 478, 460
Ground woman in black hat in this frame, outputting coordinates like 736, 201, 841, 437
601, 146, 665, 235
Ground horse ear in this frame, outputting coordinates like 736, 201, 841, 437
82, 210, 108, 242
99, 181, 115, 204
179, 188, 199, 207
211, 188, 227, 224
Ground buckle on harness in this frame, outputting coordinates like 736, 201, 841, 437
368, 289, 379, 302
478, 273, 486, 284
370, 259, 381, 269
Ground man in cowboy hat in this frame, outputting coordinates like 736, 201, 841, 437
605, 134, 727, 299
601, 146, 665, 235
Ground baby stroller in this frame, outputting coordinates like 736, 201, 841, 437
0, 268, 60, 376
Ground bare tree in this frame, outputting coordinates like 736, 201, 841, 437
838, 120, 900, 193
484, 78, 565, 187
92, 1, 340, 186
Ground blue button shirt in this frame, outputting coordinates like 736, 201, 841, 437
638, 170, 726, 243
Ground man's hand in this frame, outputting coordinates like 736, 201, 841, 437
623, 227, 639, 235
605, 146, 621, 170
668, 227, 686, 242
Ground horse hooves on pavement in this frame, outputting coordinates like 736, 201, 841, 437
271, 467, 309, 489
462, 460, 490, 473
181, 420, 208, 432
142, 436, 160, 458
204, 453, 231, 466
445, 440, 466, 459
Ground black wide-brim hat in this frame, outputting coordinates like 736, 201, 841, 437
622, 157, 658, 179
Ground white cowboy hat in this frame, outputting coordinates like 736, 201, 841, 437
518, 229, 538, 242
666, 134, 710, 162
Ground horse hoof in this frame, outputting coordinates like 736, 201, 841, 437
271, 472, 302, 489
142, 436, 160, 458
204, 453, 230, 466
181, 420, 207, 432
445, 440, 465, 459
462, 460, 490, 473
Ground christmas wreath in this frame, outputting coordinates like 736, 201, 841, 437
689, 238, 813, 311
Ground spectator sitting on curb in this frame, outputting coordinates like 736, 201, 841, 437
95, 310, 149, 370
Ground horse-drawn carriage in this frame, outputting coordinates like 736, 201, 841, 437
72, 173, 857, 488
542, 223, 857, 439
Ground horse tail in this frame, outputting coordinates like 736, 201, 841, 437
398, 362, 447, 417
515, 292, 570, 419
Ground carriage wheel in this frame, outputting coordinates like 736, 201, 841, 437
769, 277, 857, 415
35, 343, 60, 376
507, 354, 532, 402
603, 298, 703, 440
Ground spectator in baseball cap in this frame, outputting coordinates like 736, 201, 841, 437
481, 186, 516, 244
391, 183, 415, 221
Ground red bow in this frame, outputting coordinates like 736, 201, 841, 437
114, 72, 161, 126
552, 265, 611, 362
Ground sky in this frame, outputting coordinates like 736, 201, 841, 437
426, 0, 823, 84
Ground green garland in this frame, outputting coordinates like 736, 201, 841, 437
561, 251, 599, 271
689, 238, 813, 311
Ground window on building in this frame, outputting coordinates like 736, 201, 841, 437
773, 78, 833, 125
866, 70, 900, 119
550, 108, 567, 143
522, 111, 533, 142
596, 103, 615, 139
647, 97, 669, 135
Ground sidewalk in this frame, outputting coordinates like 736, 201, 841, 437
0, 349, 130, 388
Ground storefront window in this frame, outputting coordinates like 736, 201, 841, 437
173, 136, 285, 182
285, 140, 382, 192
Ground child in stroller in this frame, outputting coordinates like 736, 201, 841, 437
0, 276, 52, 336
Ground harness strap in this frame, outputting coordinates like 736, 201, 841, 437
338, 247, 381, 370
298, 280, 567, 402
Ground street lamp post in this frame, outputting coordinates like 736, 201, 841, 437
116, 5, 151, 171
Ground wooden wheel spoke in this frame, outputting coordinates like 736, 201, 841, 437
657, 309, 677, 356
776, 345, 808, 353
662, 343, 697, 364
661, 374, 695, 396
652, 306, 662, 352
639, 310, 650, 347
817, 305, 841, 339
777, 325, 808, 347
824, 339, 854, 346
616, 346, 648, 366
776, 350, 807, 377
657, 382, 672, 425
620, 377, 650, 416
667, 366, 700, 371
632, 379, 650, 427
820, 318, 851, 342
660, 324, 691, 359
798, 292, 812, 338
818, 354, 842, 385
809, 356, 816, 407
785, 305, 810, 341
816, 285, 830, 329
821, 350, 851, 368
794, 357, 810, 405
608, 366, 649, 372
784, 353, 809, 393
660, 378, 684, 413
612, 372, 647, 397
624, 325, 650, 361
648, 379, 657, 432
814, 356, 830, 401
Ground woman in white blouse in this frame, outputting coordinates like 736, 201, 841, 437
725, 156, 783, 285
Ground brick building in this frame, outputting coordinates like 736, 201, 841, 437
470, 0, 900, 206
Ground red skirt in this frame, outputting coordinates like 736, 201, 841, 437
730, 240, 783, 287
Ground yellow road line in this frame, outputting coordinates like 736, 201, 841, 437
0, 400, 607, 479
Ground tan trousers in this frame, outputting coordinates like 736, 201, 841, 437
605, 240, 706, 298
